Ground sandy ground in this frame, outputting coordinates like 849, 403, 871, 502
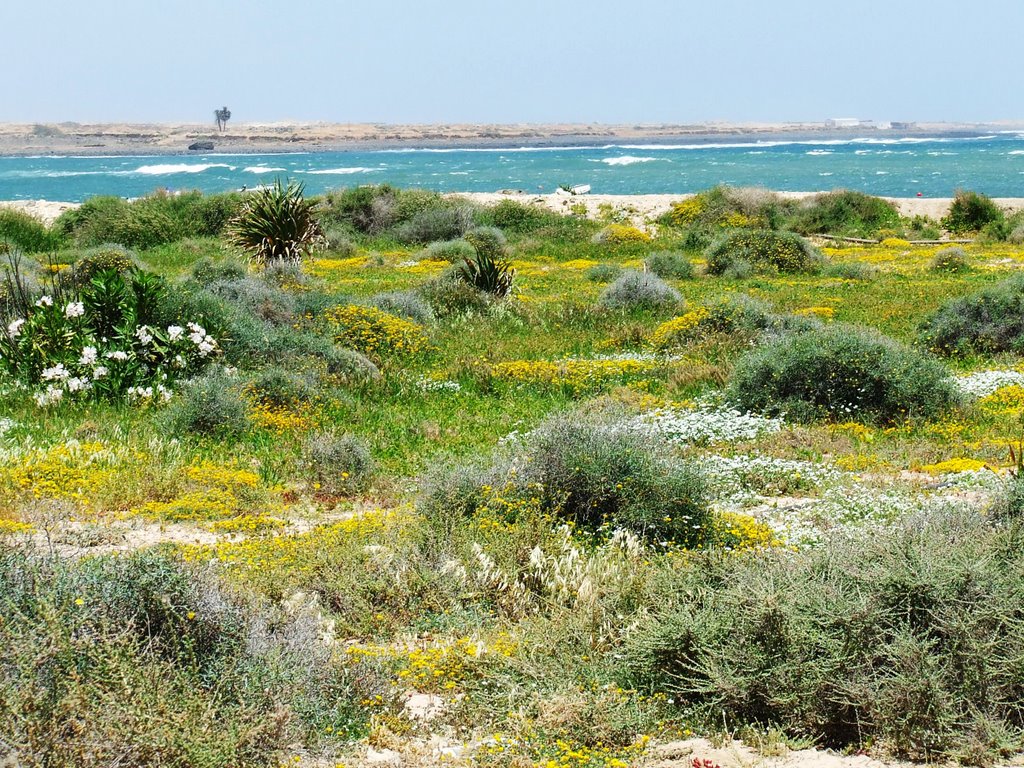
4, 194, 1024, 229
0, 120, 1019, 156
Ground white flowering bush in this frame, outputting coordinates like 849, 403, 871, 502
0, 259, 219, 406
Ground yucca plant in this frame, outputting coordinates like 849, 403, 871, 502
457, 227, 515, 297
227, 179, 326, 266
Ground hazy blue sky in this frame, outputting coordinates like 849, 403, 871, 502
5, 0, 1022, 124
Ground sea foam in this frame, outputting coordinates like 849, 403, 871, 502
600, 156, 657, 166
134, 163, 234, 175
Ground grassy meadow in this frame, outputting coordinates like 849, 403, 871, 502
5, 184, 1024, 766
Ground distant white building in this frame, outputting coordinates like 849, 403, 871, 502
825, 117, 863, 128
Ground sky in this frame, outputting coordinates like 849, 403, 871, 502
4, 0, 1022, 124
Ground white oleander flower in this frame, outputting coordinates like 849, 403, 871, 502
167, 325, 184, 341
64, 301, 85, 318
105, 350, 129, 361
92, 365, 108, 380
135, 325, 154, 345
33, 384, 64, 406
7, 318, 25, 337
41, 364, 70, 381
66, 377, 90, 393
79, 346, 98, 365
35, 295, 53, 308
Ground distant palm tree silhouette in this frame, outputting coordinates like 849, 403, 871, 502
214, 107, 232, 132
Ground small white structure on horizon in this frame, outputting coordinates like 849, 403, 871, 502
825, 117, 864, 129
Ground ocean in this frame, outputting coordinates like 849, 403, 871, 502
3, 132, 1024, 202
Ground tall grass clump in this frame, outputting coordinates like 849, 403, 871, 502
941, 189, 1004, 234
227, 180, 326, 266
728, 324, 959, 423
599, 270, 681, 310
920, 275, 1024, 355
705, 229, 824, 276
0, 208, 63, 253
624, 506, 1024, 761
787, 189, 901, 237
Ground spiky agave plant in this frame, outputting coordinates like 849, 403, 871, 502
457, 227, 515, 297
227, 180, 326, 266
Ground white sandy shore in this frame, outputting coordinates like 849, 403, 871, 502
4, 194, 1024, 228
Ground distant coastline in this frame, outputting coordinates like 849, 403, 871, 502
1, 120, 1022, 157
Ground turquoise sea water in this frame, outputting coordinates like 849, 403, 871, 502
3, 133, 1024, 201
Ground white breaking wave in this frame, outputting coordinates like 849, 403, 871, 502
134, 163, 234, 175
1009, 150, 1024, 155
302, 167, 378, 175
243, 166, 287, 174
600, 156, 657, 166
806, 150, 833, 156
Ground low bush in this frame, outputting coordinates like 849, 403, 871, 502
420, 407, 711, 546
206, 275, 295, 325
705, 229, 824, 276
920, 276, 1024, 355
68, 244, 139, 286
598, 270, 681, 311
419, 273, 492, 317
663, 186, 787, 230
644, 250, 695, 280
787, 189, 901, 237
323, 304, 430, 359
166, 371, 250, 437
584, 263, 623, 283
592, 224, 652, 245
929, 246, 972, 273
624, 506, 1024, 760
303, 432, 374, 495
393, 205, 476, 244
941, 189, 1004, 234
422, 238, 475, 262
323, 346, 382, 386
822, 261, 876, 281
728, 324, 959, 423
370, 290, 435, 324
0, 208, 63, 253
481, 199, 563, 233
246, 366, 316, 408
651, 295, 818, 349
191, 256, 247, 283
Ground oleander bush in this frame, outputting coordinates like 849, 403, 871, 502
728, 324, 959, 423
920, 276, 1024, 355
599, 270, 681, 310
705, 229, 824, 276
624, 505, 1024, 760
787, 189, 901, 237
941, 189, 1004, 234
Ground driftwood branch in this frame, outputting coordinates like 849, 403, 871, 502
814, 234, 974, 245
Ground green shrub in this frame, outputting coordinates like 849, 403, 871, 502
167, 372, 250, 437
728, 324, 959, 424
920, 276, 1024, 355
392, 205, 476, 244
929, 246, 972, 273
69, 244, 139, 286
324, 226, 357, 255
247, 367, 316, 408
598, 270, 681, 310
227, 180, 326, 265
585, 263, 623, 283
191, 256, 247, 283
0, 208, 63, 253
421, 238, 475, 263
302, 432, 374, 495
370, 290, 435, 324
317, 184, 398, 234
481, 199, 562, 233
787, 190, 901, 237
323, 347, 382, 386
623, 506, 1024, 760
420, 407, 711, 545
661, 186, 787, 230
644, 250, 695, 280
419, 273, 492, 317
206, 275, 295, 325
705, 229, 824, 276
941, 189, 1004, 234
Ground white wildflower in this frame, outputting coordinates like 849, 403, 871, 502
167, 325, 184, 342
33, 384, 64, 406
92, 365, 108, 380
34, 295, 53, 308
79, 346, 98, 365
135, 325, 154, 345
105, 350, 129, 361
956, 369, 1024, 399
6, 318, 25, 338
64, 301, 85, 319
66, 376, 90, 393
41, 364, 70, 381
